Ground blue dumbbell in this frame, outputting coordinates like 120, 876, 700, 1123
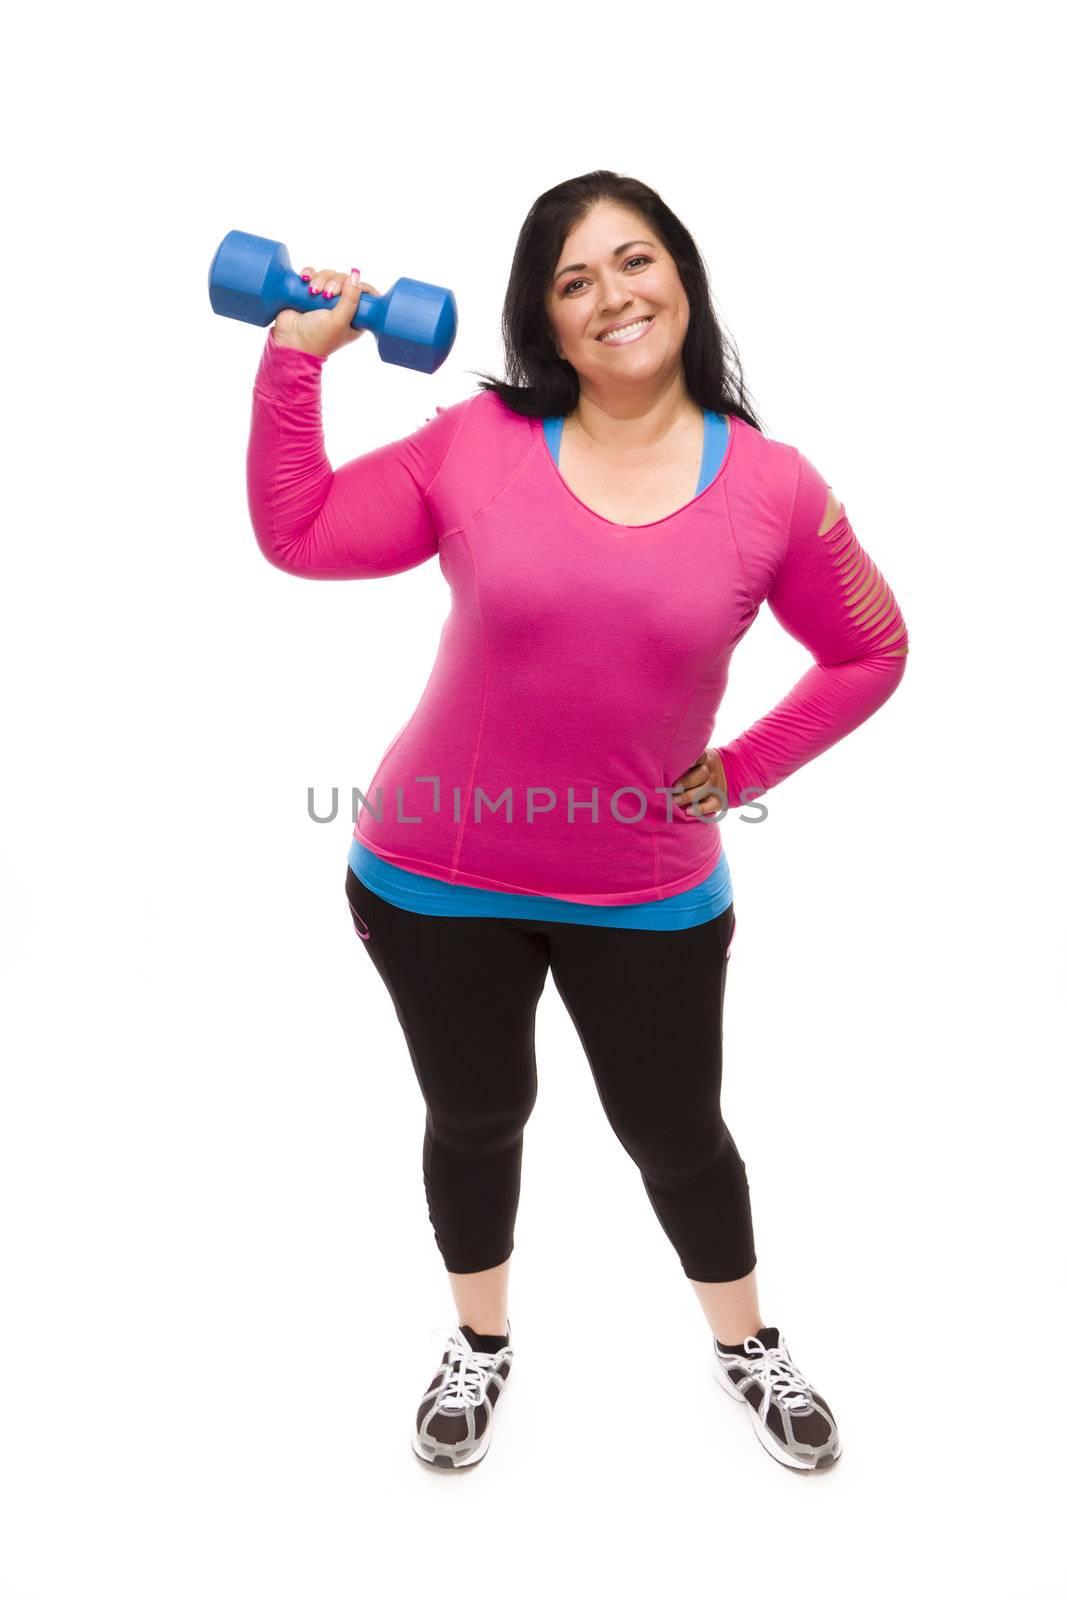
208, 229, 458, 374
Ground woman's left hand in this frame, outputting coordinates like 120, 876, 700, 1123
671, 748, 727, 816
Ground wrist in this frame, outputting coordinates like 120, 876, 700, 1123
268, 325, 325, 363
254, 326, 325, 405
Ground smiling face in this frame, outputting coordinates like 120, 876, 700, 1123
544, 200, 690, 396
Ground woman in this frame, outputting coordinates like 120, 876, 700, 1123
245, 170, 908, 1474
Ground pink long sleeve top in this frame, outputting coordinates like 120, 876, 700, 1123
247, 329, 908, 906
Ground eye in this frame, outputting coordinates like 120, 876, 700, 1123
561, 255, 652, 295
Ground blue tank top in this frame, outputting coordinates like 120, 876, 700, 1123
349, 409, 733, 928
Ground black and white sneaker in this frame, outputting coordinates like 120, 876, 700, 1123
411, 1320, 514, 1470
713, 1325, 841, 1471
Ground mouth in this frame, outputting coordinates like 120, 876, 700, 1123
596, 315, 655, 345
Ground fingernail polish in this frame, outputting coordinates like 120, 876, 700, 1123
301, 273, 310, 281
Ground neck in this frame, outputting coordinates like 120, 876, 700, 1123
570, 374, 701, 452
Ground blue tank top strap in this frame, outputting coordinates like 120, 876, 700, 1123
542, 412, 565, 459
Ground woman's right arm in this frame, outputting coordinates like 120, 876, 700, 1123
246, 327, 466, 579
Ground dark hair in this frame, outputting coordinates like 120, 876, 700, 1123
469, 169, 764, 431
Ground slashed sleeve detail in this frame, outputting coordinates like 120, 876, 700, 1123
717, 450, 908, 808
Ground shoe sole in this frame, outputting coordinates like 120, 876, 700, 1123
411, 1424, 493, 1470
712, 1358, 841, 1472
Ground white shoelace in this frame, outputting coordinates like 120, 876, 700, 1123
740, 1338, 815, 1413
429, 1324, 503, 1411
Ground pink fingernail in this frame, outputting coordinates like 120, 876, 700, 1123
351, 266, 359, 274
301, 273, 310, 281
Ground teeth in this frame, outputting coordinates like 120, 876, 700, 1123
598, 317, 652, 343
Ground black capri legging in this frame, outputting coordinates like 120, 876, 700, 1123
344, 867, 756, 1283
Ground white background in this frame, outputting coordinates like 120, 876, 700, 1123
2, 1, 1063, 1595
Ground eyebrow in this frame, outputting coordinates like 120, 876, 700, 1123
553, 240, 656, 283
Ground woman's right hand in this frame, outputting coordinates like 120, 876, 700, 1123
272, 265, 381, 360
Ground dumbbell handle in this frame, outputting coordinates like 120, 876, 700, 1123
213, 259, 384, 334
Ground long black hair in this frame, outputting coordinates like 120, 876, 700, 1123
470, 169, 764, 431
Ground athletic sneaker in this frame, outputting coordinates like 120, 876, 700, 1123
712, 1325, 841, 1471
411, 1319, 514, 1469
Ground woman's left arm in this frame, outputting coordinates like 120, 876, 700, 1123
715, 450, 909, 809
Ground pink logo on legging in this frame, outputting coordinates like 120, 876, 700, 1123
349, 903, 371, 940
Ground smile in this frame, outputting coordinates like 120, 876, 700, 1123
596, 316, 655, 345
